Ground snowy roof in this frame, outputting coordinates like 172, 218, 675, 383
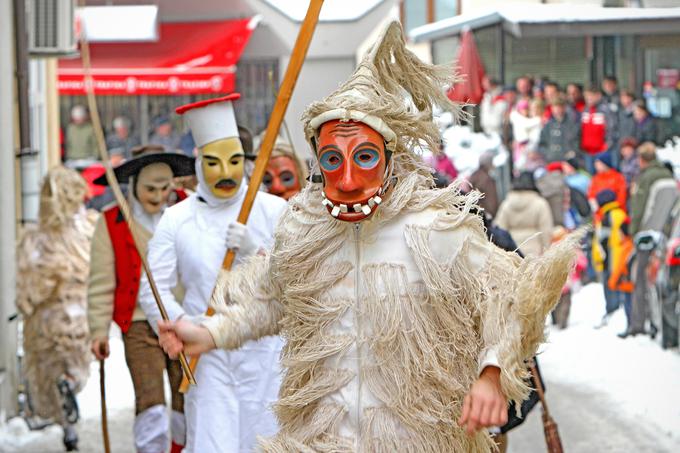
410, 4, 680, 42
262, 0, 385, 22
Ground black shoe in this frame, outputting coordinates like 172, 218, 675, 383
63, 425, 78, 451
617, 330, 632, 339
650, 324, 658, 340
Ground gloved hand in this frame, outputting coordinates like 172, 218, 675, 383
225, 222, 258, 257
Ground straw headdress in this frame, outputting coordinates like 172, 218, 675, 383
302, 20, 461, 159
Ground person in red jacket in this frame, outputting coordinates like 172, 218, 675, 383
587, 152, 627, 215
581, 86, 616, 174
87, 149, 194, 453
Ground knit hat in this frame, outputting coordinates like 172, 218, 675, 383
595, 188, 616, 207
595, 152, 613, 169
302, 21, 461, 160
545, 161, 563, 173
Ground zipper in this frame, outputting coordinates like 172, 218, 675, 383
354, 223, 363, 452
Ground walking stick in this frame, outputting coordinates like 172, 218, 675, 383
529, 364, 564, 453
76, 4, 196, 387
99, 359, 111, 453
179, 0, 325, 393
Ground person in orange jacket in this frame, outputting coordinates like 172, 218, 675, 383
587, 152, 627, 214
592, 189, 634, 336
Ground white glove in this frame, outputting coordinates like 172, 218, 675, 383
225, 222, 258, 257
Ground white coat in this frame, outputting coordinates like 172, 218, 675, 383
138, 184, 287, 453
201, 179, 576, 452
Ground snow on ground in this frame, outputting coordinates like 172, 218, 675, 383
519, 282, 680, 451
542, 283, 680, 441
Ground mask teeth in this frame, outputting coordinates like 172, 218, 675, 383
361, 205, 372, 216
322, 198, 333, 207
373, 195, 382, 205
368, 198, 376, 208
322, 191, 326, 198
353, 203, 362, 213
331, 206, 341, 217
339, 204, 348, 213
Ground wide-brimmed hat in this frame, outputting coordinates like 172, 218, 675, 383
94, 152, 195, 186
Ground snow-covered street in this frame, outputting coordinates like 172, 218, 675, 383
509, 283, 680, 452
1, 283, 679, 453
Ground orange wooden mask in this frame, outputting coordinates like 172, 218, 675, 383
317, 120, 387, 222
263, 155, 302, 201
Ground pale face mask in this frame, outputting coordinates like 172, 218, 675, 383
199, 137, 245, 199
134, 163, 174, 214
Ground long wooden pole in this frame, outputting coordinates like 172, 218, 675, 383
78, 15, 197, 387
179, 0, 325, 393
99, 359, 111, 453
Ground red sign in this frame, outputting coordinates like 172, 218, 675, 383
657, 68, 680, 90
58, 19, 255, 95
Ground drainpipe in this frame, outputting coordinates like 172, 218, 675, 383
0, 0, 18, 417
14, 0, 41, 224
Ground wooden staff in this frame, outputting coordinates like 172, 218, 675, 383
78, 25, 197, 386
179, 0, 325, 393
99, 359, 111, 453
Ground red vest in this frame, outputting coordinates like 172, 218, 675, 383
103, 190, 187, 333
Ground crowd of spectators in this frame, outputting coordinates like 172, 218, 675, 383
62, 105, 191, 164
480, 75, 661, 176
465, 75, 677, 339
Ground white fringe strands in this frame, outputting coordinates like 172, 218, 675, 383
208, 165, 579, 451
207, 20, 580, 453
16, 167, 95, 423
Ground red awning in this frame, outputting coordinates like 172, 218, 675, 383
58, 18, 256, 96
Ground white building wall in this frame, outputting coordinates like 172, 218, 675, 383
0, 0, 18, 418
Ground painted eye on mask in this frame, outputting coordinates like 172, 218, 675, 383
280, 171, 296, 187
262, 172, 273, 188
353, 148, 380, 169
320, 150, 343, 171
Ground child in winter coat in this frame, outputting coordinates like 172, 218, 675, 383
587, 152, 628, 213
592, 189, 634, 334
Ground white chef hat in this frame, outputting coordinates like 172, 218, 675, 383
175, 93, 241, 148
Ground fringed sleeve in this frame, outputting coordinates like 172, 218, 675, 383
202, 253, 284, 351
407, 211, 578, 406
476, 229, 580, 405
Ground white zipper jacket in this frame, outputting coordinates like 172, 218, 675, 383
204, 173, 576, 452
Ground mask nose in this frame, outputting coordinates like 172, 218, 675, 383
269, 176, 284, 195
336, 165, 360, 193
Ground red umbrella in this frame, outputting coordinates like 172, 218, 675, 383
447, 29, 486, 105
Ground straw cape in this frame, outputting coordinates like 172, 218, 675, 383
16, 167, 96, 423
203, 21, 577, 452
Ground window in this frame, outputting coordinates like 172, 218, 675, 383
403, 0, 427, 33
435, 0, 457, 22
